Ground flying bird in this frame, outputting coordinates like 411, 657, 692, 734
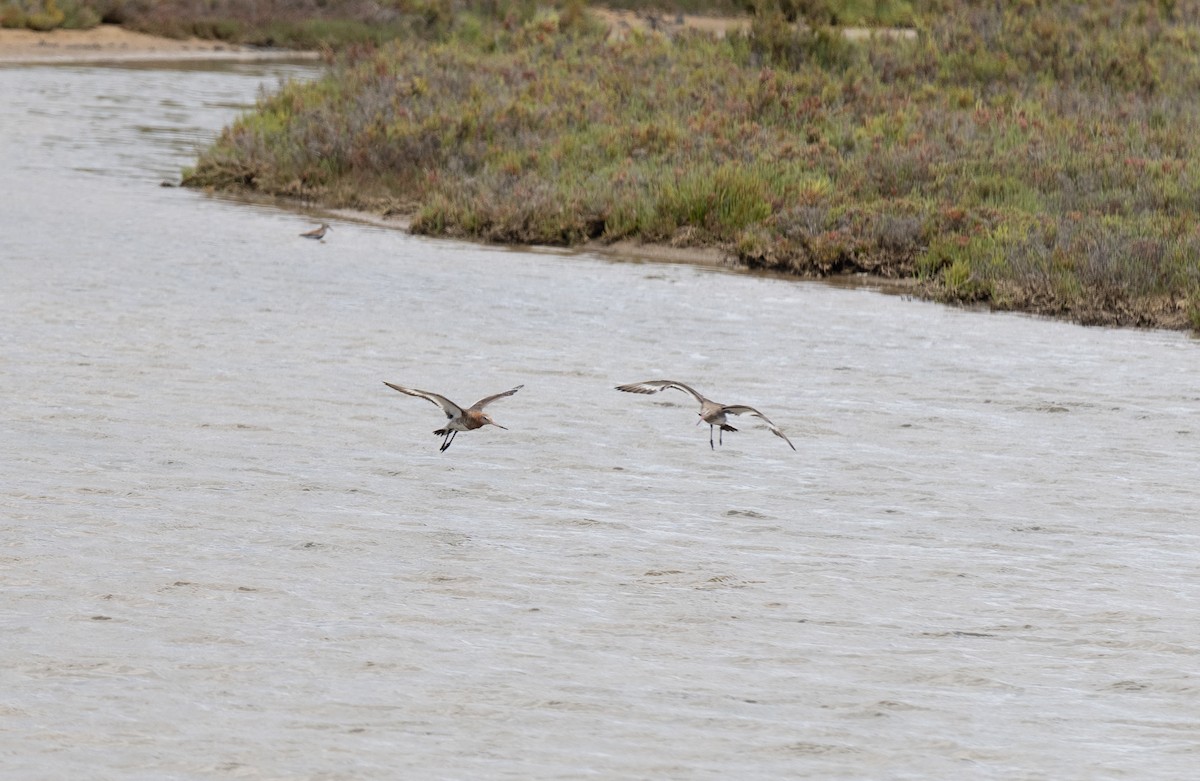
383, 382, 523, 452
300, 223, 331, 240
615, 379, 795, 451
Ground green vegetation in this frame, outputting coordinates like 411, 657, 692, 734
178, 1, 1200, 330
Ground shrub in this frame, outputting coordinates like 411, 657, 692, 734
0, 7, 26, 28
25, 0, 65, 30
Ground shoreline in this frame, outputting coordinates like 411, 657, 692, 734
6, 23, 1191, 333
225, 191, 1191, 332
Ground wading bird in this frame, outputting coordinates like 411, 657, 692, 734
300, 223, 331, 240
615, 379, 795, 451
383, 382, 523, 452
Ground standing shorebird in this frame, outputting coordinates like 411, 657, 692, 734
300, 223, 331, 240
383, 381, 523, 452
615, 379, 796, 451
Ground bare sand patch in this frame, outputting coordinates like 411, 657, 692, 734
591, 8, 915, 42
0, 25, 317, 64
593, 7, 748, 39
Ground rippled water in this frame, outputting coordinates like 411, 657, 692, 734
2, 63, 1198, 780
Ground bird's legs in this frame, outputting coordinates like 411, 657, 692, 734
709, 423, 736, 449
439, 430, 457, 452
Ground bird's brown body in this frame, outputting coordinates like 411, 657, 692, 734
300, 223, 330, 240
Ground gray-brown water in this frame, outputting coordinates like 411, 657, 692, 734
2, 63, 1198, 780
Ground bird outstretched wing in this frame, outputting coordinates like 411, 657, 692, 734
470, 385, 524, 411
722, 405, 796, 450
615, 379, 709, 406
383, 382, 464, 420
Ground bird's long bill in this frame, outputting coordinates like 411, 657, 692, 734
490, 421, 509, 430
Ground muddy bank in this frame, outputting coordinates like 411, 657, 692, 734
296, 200, 922, 299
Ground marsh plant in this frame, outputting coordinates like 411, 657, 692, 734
184, 0, 1200, 330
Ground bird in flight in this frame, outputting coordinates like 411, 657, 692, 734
300, 223, 331, 240
615, 379, 795, 450
383, 382, 523, 452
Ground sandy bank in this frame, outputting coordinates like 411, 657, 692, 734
0, 25, 318, 65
